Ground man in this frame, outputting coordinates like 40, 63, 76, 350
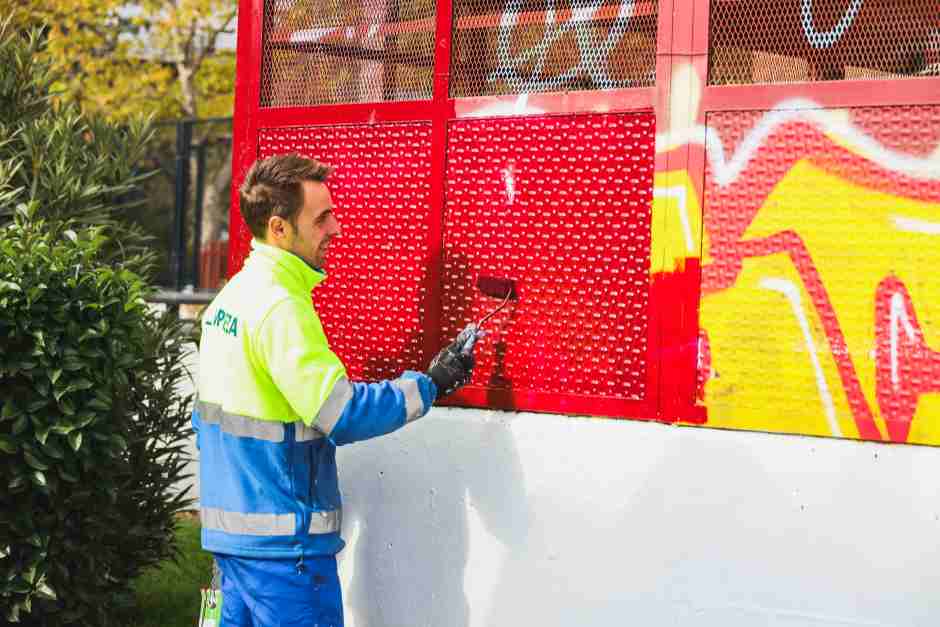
194, 153, 477, 626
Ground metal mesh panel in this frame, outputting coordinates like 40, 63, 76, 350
257, 123, 433, 382
708, 0, 940, 85
442, 113, 655, 400
260, 0, 437, 107
451, 0, 658, 98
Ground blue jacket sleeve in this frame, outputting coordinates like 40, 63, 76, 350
327, 371, 437, 446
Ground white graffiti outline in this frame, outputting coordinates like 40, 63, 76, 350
800, 0, 864, 50
659, 98, 940, 185
891, 215, 940, 236
761, 278, 842, 437
889, 291, 917, 389
489, 0, 641, 93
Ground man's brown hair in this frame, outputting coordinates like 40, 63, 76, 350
238, 153, 333, 239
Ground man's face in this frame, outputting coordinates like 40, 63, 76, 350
267, 180, 341, 270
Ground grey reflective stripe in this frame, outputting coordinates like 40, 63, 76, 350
394, 377, 425, 423
197, 401, 285, 442
295, 422, 324, 442
201, 507, 296, 536
315, 377, 354, 435
309, 509, 342, 534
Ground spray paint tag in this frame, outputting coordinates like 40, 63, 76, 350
198, 587, 222, 627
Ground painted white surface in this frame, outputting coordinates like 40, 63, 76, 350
177, 353, 940, 626
334, 408, 940, 627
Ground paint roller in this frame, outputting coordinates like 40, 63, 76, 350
460, 276, 518, 354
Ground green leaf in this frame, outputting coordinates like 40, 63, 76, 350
42, 437, 65, 459
67, 431, 82, 452
58, 467, 79, 483
8, 474, 28, 491
67, 378, 94, 393
23, 450, 48, 471
75, 413, 96, 429
63, 230, 77, 243
61, 356, 84, 371
30, 471, 46, 487
11, 415, 29, 436
87, 397, 110, 411
51, 423, 75, 436
48, 368, 63, 385
1, 400, 16, 420
35, 581, 56, 601
33, 425, 51, 446
0, 436, 16, 454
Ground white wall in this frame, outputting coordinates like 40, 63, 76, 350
177, 348, 940, 627
333, 407, 940, 627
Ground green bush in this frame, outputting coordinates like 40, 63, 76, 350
0, 23, 195, 626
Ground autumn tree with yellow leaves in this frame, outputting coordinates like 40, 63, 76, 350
11, 0, 238, 283
13, 0, 237, 121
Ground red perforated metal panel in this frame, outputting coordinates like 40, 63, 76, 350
256, 123, 434, 382
450, 0, 658, 98
260, 0, 437, 107
442, 113, 654, 406
708, 0, 940, 85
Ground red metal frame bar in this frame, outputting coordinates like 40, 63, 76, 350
422, 0, 456, 372
702, 77, 940, 113
228, 0, 265, 258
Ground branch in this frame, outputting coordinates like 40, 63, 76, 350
191, 8, 237, 73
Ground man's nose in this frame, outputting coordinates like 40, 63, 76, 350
330, 215, 342, 238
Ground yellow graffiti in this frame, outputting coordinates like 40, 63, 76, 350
695, 161, 940, 443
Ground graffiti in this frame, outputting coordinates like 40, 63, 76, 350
874, 277, 940, 442
661, 100, 940, 189
760, 277, 843, 437
800, 0, 864, 49
489, 0, 642, 92
662, 88, 940, 443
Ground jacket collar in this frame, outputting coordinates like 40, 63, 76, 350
246, 239, 326, 295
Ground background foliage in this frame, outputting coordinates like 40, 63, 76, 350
0, 24, 195, 626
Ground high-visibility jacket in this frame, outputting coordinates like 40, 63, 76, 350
193, 239, 436, 559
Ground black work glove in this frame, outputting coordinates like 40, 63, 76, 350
427, 324, 480, 398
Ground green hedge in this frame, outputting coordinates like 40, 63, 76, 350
0, 24, 195, 626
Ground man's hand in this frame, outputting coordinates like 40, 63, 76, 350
427, 324, 480, 398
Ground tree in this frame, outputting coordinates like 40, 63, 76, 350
12, 0, 238, 277
12, 0, 236, 121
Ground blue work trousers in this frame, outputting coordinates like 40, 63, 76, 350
214, 554, 344, 627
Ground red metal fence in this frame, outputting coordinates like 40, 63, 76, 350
229, 0, 940, 437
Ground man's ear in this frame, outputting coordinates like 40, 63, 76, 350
267, 215, 290, 242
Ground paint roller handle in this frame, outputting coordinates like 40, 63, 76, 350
426, 324, 481, 398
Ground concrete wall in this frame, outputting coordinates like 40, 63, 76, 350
331, 407, 940, 627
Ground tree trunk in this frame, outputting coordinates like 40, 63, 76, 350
200, 143, 232, 245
